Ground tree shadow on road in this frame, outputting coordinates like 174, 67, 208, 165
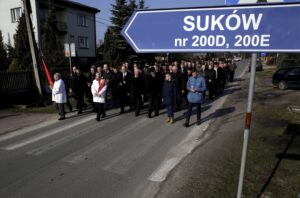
257, 124, 300, 198
193, 106, 236, 126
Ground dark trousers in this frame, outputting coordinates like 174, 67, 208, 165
65, 92, 72, 112
96, 103, 105, 119
186, 103, 201, 124
119, 92, 131, 113
148, 96, 159, 117
176, 91, 182, 111
132, 95, 142, 116
229, 71, 235, 82
218, 80, 225, 94
75, 93, 85, 113
207, 82, 215, 100
56, 103, 65, 118
166, 105, 174, 117
111, 87, 118, 108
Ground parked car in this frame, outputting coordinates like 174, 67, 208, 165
272, 66, 300, 90
248, 59, 263, 72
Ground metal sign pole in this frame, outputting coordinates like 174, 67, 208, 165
23, 0, 42, 95
237, 53, 257, 198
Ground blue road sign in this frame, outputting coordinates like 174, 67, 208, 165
261, 52, 267, 57
226, 0, 300, 5
121, 3, 300, 53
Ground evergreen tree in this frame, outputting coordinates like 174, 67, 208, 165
0, 30, 8, 71
103, 0, 140, 65
103, 27, 118, 66
6, 33, 15, 66
42, 0, 64, 68
139, 0, 145, 9
14, 13, 32, 70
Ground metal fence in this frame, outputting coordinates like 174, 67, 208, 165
0, 71, 35, 95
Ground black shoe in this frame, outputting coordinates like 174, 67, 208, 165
135, 112, 139, 117
120, 111, 124, 114
148, 114, 152, 118
69, 108, 72, 113
155, 113, 159, 117
78, 111, 82, 115
101, 114, 106, 118
184, 123, 189, 128
197, 120, 201, 126
58, 117, 65, 121
96, 117, 100, 121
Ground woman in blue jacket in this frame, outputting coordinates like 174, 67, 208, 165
162, 73, 177, 124
184, 69, 207, 127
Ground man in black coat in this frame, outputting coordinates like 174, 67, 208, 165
180, 63, 189, 105
87, 65, 96, 111
171, 65, 185, 111
102, 64, 113, 117
72, 68, 88, 114
146, 67, 161, 118
131, 68, 144, 116
118, 65, 132, 114
205, 64, 217, 101
111, 67, 120, 108
217, 63, 226, 94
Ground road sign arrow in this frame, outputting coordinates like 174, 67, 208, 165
121, 3, 300, 53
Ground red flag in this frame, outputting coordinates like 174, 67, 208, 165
42, 59, 54, 88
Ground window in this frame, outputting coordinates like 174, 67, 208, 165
11, 7, 22, 23
78, 36, 89, 49
77, 14, 87, 27
285, 68, 300, 76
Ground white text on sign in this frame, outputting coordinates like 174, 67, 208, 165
175, 11, 270, 48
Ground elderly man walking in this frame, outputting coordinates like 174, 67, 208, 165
52, 73, 67, 120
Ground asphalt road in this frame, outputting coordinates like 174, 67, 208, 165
0, 60, 247, 198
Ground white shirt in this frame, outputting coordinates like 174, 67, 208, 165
52, 79, 67, 103
91, 79, 107, 103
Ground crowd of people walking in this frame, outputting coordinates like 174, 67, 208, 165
51, 57, 237, 127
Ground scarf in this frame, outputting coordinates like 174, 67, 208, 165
98, 79, 105, 93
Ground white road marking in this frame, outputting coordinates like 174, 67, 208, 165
62, 118, 154, 164
148, 123, 210, 182
103, 123, 177, 174
148, 158, 180, 182
148, 87, 230, 183
1, 115, 96, 151
26, 116, 121, 156
0, 118, 58, 143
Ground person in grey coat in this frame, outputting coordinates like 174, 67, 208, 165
184, 69, 207, 127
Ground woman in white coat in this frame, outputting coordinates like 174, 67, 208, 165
91, 72, 107, 121
52, 73, 67, 120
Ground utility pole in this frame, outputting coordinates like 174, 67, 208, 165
23, 0, 42, 95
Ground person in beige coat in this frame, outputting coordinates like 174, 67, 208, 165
91, 72, 107, 121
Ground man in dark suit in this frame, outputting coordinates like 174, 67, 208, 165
171, 65, 185, 111
118, 65, 132, 114
146, 67, 161, 118
131, 67, 145, 116
72, 68, 88, 114
205, 63, 217, 101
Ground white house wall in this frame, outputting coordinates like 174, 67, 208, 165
0, 0, 39, 46
66, 8, 96, 58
